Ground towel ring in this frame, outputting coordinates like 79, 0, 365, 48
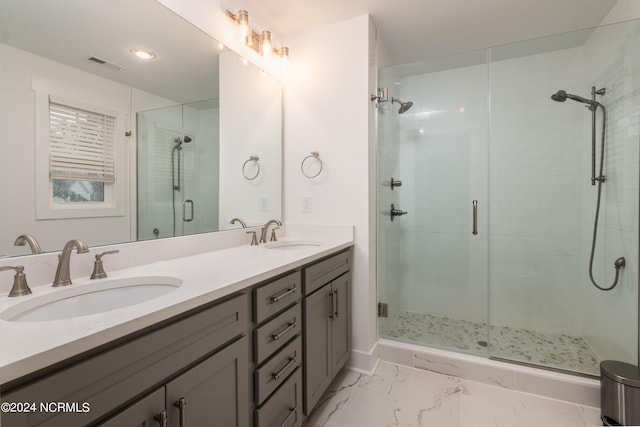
301, 151, 323, 178
242, 155, 260, 180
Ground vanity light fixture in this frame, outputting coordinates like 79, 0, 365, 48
274, 46, 290, 64
227, 9, 290, 62
226, 9, 250, 39
130, 48, 156, 60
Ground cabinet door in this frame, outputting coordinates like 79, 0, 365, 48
97, 387, 165, 427
166, 337, 249, 427
303, 285, 332, 414
331, 274, 350, 378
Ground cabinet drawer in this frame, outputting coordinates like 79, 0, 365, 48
255, 369, 303, 427
255, 335, 302, 405
254, 304, 301, 364
3, 293, 248, 427
304, 249, 351, 295
254, 271, 301, 323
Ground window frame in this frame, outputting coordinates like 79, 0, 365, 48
34, 90, 127, 220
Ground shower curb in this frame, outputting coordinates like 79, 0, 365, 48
376, 338, 600, 407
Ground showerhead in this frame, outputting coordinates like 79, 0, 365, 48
551, 90, 601, 109
550, 90, 567, 102
391, 97, 413, 114
172, 135, 193, 150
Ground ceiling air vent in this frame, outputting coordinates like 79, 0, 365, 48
87, 56, 125, 71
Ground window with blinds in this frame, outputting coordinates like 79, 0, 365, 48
49, 100, 116, 204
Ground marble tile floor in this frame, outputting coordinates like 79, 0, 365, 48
303, 362, 602, 427
385, 311, 600, 376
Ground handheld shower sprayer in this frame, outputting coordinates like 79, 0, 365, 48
550, 86, 625, 291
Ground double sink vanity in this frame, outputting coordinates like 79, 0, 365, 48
0, 225, 353, 426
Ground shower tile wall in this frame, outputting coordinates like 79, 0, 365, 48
490, 46, 586, 336
580, 20, 640, 364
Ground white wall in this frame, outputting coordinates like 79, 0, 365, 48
282, 15, 376, 364
219, 50, 282, 228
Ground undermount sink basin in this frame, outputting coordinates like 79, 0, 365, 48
264, 240, 323, 250
1, 276, 182, 322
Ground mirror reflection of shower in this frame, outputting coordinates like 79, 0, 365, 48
137, 98, 220, 241
172, 135, 192, 236
391, 97, 413, 114
550, 86, 625, 291
370, 89, 413, 114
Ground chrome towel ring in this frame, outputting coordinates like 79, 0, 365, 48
301, 151, 323, 178
242, 155, 260, 180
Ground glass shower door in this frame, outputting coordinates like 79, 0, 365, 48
377, 50, 491, 357
487, 21, 639, 376
377, 19, 639, 376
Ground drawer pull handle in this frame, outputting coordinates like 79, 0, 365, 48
279, 406, 297, 427
272, 355, 297, 380
173, 397, 186, 427
271, 285, 296, 303
272, 321, 296, 341
154, 410, 168, 427
328, 293, 334, 319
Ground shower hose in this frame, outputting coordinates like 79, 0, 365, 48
588, 105, 625, 291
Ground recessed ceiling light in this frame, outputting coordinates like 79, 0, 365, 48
130, 49, 156, 60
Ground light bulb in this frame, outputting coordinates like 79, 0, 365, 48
261, 31, 272, 56
130, 49, 155, 60
237, 10, 249, 39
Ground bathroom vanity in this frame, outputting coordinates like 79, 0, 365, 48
0, 235, 353, 427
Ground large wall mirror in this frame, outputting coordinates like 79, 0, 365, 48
0, 0, 282, 257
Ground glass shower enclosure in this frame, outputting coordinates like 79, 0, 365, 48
377, 19, 640, 376
137, 99, 220, 240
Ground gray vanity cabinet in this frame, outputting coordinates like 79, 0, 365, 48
2, 293, 248, 427
166, 337, 249, 427
100, 338, 249, 427
302, 249, 352, 415
97, 388, 165, 427
329, 274, 350, 376
1, 246, 353, 427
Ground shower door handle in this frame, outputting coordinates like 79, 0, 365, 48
472, 200, 478, 235
183, 199, 194, 222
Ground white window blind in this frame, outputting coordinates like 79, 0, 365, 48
49, 100, 116, 183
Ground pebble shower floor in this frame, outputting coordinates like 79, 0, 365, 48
386, 311, 600, 375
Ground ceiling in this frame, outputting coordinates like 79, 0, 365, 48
0, 0, 220, 103
247, 0, 618, 65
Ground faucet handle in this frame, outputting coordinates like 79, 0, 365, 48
246, 231, 259, 246
90, 250, 120, 280
0, 265, 32, 297
270, 227, 280, 242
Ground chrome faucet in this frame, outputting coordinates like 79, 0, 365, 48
260, 219, 282, 244
53, 239, 89, 287
14, 234, 43, 254
230, 217, 248, 228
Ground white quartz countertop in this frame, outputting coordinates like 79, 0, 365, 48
0, 227, 353, 385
